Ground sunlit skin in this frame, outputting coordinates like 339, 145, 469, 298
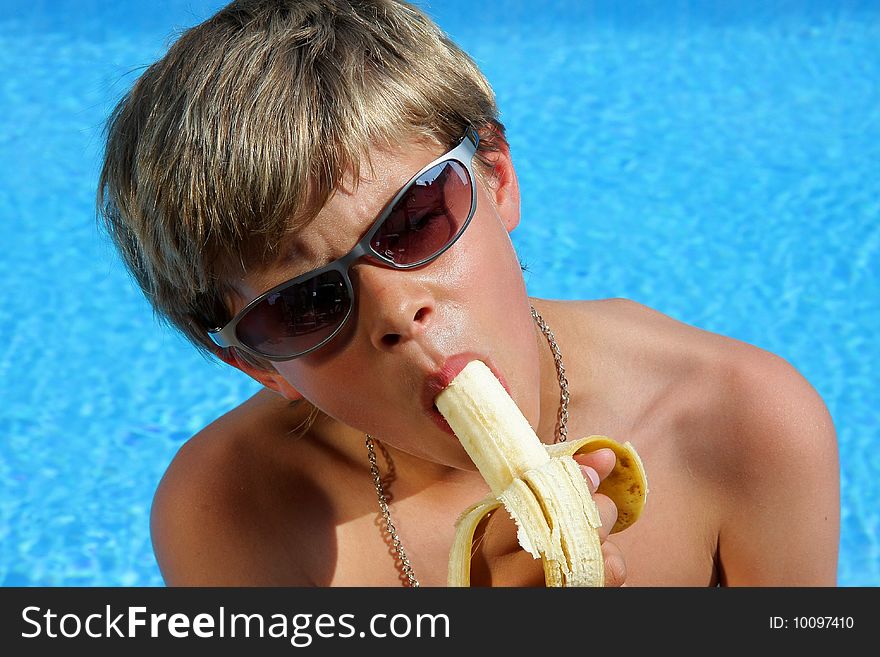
150, 134, 840, 587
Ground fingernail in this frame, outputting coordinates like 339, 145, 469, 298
580, 465, 600, 491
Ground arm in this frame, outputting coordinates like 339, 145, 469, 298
715, 349, 840, 585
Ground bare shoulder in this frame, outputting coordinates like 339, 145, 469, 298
699, 322, 839, 584
150, 389, 329, 585
572, 296, 735, 352
575, 298, 839, 584
580, 297, 837, 473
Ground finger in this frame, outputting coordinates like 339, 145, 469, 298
471, 510, 548, 587
578, 464, 601, 494
601, 539, 627, 587
572, 448, 616, 483
593, 492, 618, 542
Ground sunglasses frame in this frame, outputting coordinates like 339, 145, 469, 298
208, 125, 480, 361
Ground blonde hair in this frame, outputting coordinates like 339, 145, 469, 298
98, 0, 505, 376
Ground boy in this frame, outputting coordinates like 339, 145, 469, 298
98, 0, 839, 586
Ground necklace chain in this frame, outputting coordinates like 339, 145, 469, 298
365, 304, 569, 587
365, 435, 420, 587
530, 305, 570, 444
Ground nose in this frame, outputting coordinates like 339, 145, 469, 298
354, 262, 434, 351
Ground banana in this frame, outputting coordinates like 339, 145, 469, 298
435, 360, 648, 587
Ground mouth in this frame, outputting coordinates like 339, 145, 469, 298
422, 352, 511, 435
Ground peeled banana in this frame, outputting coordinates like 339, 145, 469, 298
435, 360, 648, 587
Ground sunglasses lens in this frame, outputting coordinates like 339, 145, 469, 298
371, 159, 473, 265
236, 269, 350, 358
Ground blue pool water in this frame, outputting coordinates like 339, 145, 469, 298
0, 0, 877, 586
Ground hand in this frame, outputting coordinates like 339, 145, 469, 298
573, 448, 626, 587
469, 447, 626, 587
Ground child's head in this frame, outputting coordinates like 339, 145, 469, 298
98, 0, 507, 373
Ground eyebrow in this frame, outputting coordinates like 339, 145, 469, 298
270, 148, 435, 277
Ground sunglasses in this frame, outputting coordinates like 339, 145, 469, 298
208, 126, 480, 361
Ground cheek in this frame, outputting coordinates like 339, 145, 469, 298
445, 208, 543, 419
273, 351, 342, 397
447, 204, 528, 309
273, 362, 377, 427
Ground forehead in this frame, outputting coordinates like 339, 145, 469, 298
234, 137, 447, 299
334, 138, 444, 217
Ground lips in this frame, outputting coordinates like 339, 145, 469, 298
422, 352, 510, 435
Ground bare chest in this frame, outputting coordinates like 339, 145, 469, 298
326, 475, 487, 587
324, 431, 720, 587
605, 438, 721, 586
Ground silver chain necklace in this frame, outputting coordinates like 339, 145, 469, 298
365, 304, 570, 587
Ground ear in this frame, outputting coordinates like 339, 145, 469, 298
479, 127, 521, 233
214, 347, 304, 402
